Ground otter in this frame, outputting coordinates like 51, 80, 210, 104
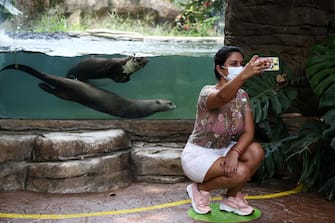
1, 64, 176, 118
66, 56, 148, 83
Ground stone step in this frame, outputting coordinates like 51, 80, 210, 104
0, 134, 35, 163
131, 143, 186, 183
0, 130, 133, 193
27, 152, 132, 193
33, 130, 131, 161
0, 129, 131, 162
0, 130, 187, 193
0, 161, 29, 191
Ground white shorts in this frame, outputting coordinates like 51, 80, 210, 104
181, 141, 237, 183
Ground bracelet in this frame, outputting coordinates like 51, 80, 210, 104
232, 147, 241, 155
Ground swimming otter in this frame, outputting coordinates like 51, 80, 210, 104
66, 56, 148, 82
1, 64, 176, 118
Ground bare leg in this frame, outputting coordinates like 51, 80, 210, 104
198, 142, 264, 196
226, 142, 264, 196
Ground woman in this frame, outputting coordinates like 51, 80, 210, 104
181, 46, 270, 216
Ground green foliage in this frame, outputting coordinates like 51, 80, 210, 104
283, 120, 323, 187
33, 14, 67, 32
243, 58, 299, 181
244, 73, 298, 123
31, 11, 182, 36
243, 55, 299, 123
12, 0, 223, 36
248, 39, 335, 200
254, 120, 295, 181
102, 12, 175, 36
175, 0, 225, 35
288, 38, 335, 200
177, 0, 225, 21
306, 39, 335, 97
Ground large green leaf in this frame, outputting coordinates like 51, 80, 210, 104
311, 38, 335, 55
331, 138, 335, 150
306, 39, 335, 97
322, 124, 335, 139
294, 38, 335, 200
321, 108, 335, 140
309, 66, 335, 87
319, 84, 335, 109
284, 121, 322, 158
322, 108, 335, 125
300, 149, 321, 188
257, 120, 293, 180
262, 140, 288, 178
264, 151, 276, 177
243, 72, 297, 123
305, 37, 335, 150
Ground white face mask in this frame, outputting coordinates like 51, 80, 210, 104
221, 66, 244, 80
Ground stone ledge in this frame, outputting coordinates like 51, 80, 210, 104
27, 152, 132, 193
33, 129, 131, 161
131, 144, 186, 183
70, 29, 225, 44
0, 161, 29, 191
0, 127, 188, 193
0, 119, 194, 142
0, 135, 35, 163
136, 175, 186, 184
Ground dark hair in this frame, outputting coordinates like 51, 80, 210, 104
214, 46, 244, 80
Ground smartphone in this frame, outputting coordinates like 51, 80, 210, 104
258, 57, 280, 71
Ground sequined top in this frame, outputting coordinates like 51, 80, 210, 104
188, 85, 252, 149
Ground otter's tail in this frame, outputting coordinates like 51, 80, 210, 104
0, 64, 48, 81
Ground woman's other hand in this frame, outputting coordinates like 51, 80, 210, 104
220, 152, 239, 177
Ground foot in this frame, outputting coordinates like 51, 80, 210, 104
235, 192, 249, 206
219, 193, 254, 216
186, 183, 211, 214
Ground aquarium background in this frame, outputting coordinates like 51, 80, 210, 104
0, 51, 218, 119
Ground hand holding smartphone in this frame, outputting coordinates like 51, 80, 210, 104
257, 57, 280, 71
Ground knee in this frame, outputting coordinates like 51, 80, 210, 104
236, 164, 250, 183
250, 142, 265, 162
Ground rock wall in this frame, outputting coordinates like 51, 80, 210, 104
13, 0, 180, 26
224, 0, 335, 78
0, 120, 192, 193
0, 130, 133, 193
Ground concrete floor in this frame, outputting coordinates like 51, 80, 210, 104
1, 180, 334, 223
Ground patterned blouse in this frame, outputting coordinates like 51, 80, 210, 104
188, 85, 252, 149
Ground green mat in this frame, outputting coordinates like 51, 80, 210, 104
188, 203, 261, 223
